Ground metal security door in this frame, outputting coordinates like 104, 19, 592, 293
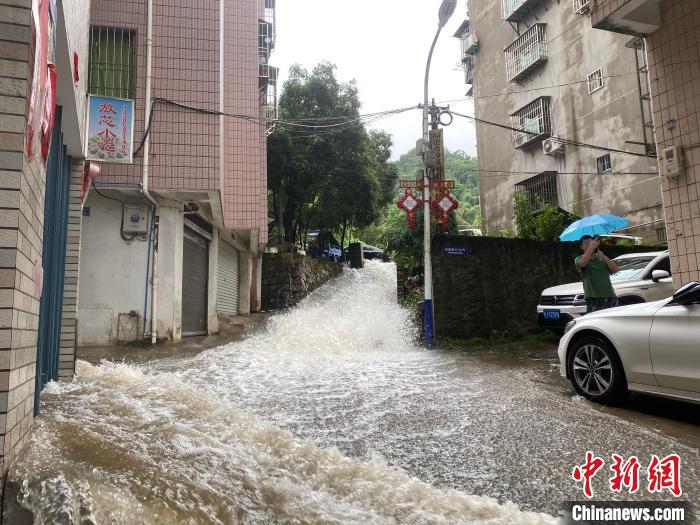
217, 241, 239, 315
182, 226, 209, 335
35, 107, 71, 414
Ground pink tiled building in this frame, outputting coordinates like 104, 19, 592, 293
78, 0, 275, 344
591, 0, 700, 285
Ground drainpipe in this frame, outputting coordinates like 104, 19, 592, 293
142, 0, 158, 344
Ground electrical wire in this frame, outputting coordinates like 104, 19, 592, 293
449, 109, 654, 158
90, 180, 140, 242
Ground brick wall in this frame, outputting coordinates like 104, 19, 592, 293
646, 0, 700, 285
0, 0, 43, 470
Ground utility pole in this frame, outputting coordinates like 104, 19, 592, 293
421, 0, 457, 348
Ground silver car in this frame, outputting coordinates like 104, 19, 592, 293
558, 281, 700, 405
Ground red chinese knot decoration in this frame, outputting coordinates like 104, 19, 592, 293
396, 189, 422, 230
432, 190, 458, 231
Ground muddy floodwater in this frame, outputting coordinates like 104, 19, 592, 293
5, 262, 699, 524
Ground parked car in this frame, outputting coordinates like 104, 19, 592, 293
324, 244, 343, 261
537, 251, 673, 332
558, 281, 700, 404
361, 244, 386, 260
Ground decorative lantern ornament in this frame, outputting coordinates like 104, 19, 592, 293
397, 188, 423, 230
432, 190, 458, 231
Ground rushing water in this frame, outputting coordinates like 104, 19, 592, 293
8, 262, 699, 524
9, 263, 554, 524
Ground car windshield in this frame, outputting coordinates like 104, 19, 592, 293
610, 256, 654, 280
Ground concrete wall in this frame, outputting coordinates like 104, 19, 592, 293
261, 252, 343, 311
430, 235, 665, 339
467, 0, 663, 240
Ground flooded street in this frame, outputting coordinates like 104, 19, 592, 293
5, 263, 699, 524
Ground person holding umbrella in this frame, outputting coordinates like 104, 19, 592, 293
560, 214, 628, 314
576, 235, 619, 313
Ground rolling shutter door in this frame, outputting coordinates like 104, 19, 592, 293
217, 240, 239, 315
182, 226, 209, 335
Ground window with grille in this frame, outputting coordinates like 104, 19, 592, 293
510, 97, 552, 149
597, 153, 612, 173
573, 0, 590, 13
588, 68, 604, 93
656, 227, 667, 243
504, 24, 547, 82
463, 54, 474, 84
88, 27, 136, 100
514, 171, 558, 211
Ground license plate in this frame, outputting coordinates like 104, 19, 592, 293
543, 310, 561, 320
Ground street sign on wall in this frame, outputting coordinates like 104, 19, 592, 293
85, 95, 135, 163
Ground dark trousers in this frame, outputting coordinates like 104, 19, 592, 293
585, 297, 619, 314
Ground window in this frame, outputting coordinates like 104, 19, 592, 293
88, 27, 136, 100
573, 0, 590, 13
596, 153, 612, 173
510, 97, 552, 149
656, 227, 668, 243
514, 171, 558, 211
504, 24, 548, 82
588, 68, 604, 93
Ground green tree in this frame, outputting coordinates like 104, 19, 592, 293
268, 63, 397, 249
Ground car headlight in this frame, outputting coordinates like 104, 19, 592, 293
564, 320, 577, 335
573, 294, 587, 307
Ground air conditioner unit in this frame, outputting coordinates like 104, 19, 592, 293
574, 0, 590, 14
542, 138, 564, 156
465, 33, 479, 54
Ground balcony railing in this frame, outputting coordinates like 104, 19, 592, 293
510, 97, 552, 149
259, 20, 274, 62
505, 24, 547, 82
573, 0, 590, 13
463, 54, 474, 85
502, 0, 542, 22
259, 64, 279, 90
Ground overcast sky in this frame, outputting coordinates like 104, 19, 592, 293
272, 0, 477, 159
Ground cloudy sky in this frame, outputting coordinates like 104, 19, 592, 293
272, 0, 477, 159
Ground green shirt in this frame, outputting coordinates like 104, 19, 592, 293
575, 253, 616, 298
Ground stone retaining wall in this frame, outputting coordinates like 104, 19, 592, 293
262, 251, 343, 311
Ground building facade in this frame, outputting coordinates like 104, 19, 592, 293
78, 0, 274, 344
590, 0, 700, 284
0, 0, 91, 473
457, 0, 664, 242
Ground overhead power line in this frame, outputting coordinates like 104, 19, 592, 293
449, 110, 654, 159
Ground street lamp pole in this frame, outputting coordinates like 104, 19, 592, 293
422, 0, 456, 347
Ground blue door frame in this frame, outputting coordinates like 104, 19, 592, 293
35, 107, 71, 414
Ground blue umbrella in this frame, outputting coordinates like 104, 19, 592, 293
559, 214, 629, 242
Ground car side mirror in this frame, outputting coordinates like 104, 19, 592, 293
672, 281, 700, 305
651, 270, 670, 282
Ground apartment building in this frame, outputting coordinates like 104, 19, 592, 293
78, 0, 275, 344
456, 0, 664, 242
589, 0, 700, 285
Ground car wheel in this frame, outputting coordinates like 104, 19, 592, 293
567, 336, 627, 404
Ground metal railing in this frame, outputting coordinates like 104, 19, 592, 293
88, 26, 136, 99
573, 0, 590, 13
510, 97, 552, 149
502, 0, 542, 21
463, 54, 474, 84
515, 171, 558, 210
505, 24, 547, 82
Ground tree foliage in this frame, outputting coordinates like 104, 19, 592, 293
267, 62, 397, 248
359, 148, 478, 267
513, 190, 573, 241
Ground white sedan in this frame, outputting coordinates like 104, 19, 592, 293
558, 281, 700, 404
